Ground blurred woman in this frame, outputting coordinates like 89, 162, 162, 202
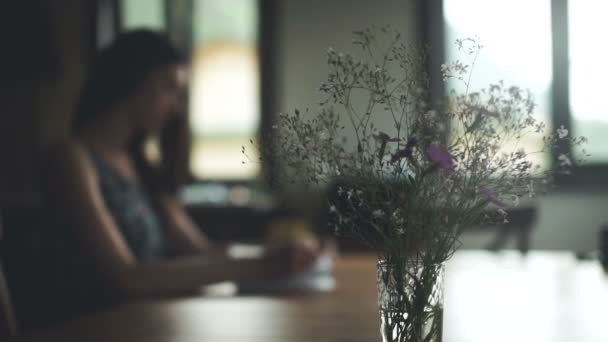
41, 30, 318, 319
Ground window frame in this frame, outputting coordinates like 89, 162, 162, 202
424, 0, 608, 189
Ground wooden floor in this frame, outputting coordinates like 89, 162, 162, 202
13, 252, 608, 342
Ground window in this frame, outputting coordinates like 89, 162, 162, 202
435, 0, 608, 179
568, 0, 608, 163
120, 0, 261, 181
120, 0, 165, 30
443, 0, 553, 169
190, 0, 260, 180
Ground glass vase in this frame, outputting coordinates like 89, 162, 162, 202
377, 260, 445, 342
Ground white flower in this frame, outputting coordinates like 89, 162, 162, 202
392, 211, 405, 225
372, 209, 384, 218
329, 205, 337, 213
526, 179, 545, 198
441, 66, 450, 81
556, 125, 569, 139
497, 208, 509, 223
511, 195, 520, 206
396, 228, 405, 235
558, 154, 572, 167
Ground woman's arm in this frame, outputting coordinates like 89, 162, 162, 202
42, 141, 312, 298
155, 194, 213, 256
118, 241, 317, 298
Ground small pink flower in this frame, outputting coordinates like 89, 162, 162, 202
428, 144, 454, 173
479, 186, 506, 208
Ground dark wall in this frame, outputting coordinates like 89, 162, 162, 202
0, 2, 58, 81
0, 0, 94, 206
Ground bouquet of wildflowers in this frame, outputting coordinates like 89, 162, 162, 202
245, 26, 586, 340
250, 27, 584, 261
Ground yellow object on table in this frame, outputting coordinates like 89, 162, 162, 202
265, 218, 319, 248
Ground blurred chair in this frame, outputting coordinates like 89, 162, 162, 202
0, 264, 18, 338
485, 206, 537, 253
1, 205, 59, 332
2, 205, 118, 332
0, 214, 19, 338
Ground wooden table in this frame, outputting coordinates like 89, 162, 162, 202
17, 252, 608, 342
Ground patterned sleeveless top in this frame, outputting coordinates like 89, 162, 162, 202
89, 151, 166, 261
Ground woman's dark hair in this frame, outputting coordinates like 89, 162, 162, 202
74, 30, 190, 193
73, 30, 184, 129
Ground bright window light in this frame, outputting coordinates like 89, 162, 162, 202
569, 0, 608, 163
120, 0, 165, 30
190, 0, 260, 180
444, 0, 553, 169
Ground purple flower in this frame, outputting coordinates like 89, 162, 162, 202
427, 144, 454, 173
479, 186, 506, 208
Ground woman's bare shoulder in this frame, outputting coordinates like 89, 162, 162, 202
46, 137, 90, 165
43, 137, 95, 182
47, 137, 85, 158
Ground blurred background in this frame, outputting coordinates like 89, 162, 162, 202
0, 0, 606, 254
